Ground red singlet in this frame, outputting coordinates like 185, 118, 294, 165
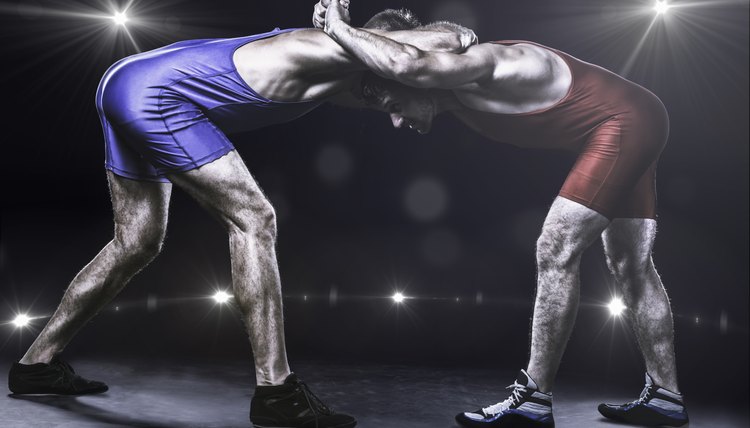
454, 41, 669, 219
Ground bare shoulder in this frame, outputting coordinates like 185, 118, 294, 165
453, 42, 572, 113
272, 29, 359, 69
482, 42, 565, 83
459, 43, 502, 61
485, 42, 552, 62
233, 29, 361, 101
236, 29, 358, 72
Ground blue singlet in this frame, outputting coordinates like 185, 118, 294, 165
95, 27, 321, 182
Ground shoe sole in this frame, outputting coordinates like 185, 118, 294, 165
8, 387, 109, 397
456, 413, 554, 428
598, 407, 688, 427
253, 422, 356, 428
600, 415, 688, 427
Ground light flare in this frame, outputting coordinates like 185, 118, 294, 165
112, 10, 129, 26
212, 290, 232, 304
12, 314, 31, 328
654, 0, 671, 15
608, 297, 627, 317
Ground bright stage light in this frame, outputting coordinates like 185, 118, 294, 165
212, 290, 232, 304
12, 314, 31, 328
112, 11, 128, 26
654, 0, 671, 15
392, 292, 406, 303
608, 297, 627, 317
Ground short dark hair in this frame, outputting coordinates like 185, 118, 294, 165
363, 8, 421, 31
360, 72, 394, 107
360, 9, 423, 106
419, 20, 469, 34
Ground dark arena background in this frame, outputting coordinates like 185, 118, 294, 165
0, 1, 748, 427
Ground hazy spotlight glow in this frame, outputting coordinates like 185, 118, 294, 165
12, 314, 31, 328
608, 297, 627, 317
212, 290, 232, 304
111, 11, 128, 26
392, 292, 406, 303
654, 0, 671, 15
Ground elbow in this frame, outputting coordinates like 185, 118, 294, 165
388, 59, 416, 80
442, 34, 463, 53
387, 57, 432, 88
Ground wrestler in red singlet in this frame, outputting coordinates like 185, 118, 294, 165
454, 41, 669, 219
322, 5, 688, 427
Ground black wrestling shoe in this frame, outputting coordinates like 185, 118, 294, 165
598, 373, 689, 427
8, 356, 108, 395
250, 373, 356, 428
456, 369, 555, 428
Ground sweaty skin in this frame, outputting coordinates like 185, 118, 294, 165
18, 23, 473, 387
323, 0, 680, 395
233, 27, 473, 103
324, 2, 570, 115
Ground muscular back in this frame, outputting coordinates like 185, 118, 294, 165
234, 26, 472, 103
453, 43, 573, 115
233, 29, 360, 103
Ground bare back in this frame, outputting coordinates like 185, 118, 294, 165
234, 26, 473, 103
452, 42, 573, 115
233, 29, 361, 102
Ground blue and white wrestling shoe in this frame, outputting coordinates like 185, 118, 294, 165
455, 369, 554, 428
598, 373, 689, 427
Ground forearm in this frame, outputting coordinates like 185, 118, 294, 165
326, 20, 423, 80
367, 29, 461, 53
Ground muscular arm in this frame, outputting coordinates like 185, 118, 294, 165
367, 28, 467, 54
312, 0, 476, 53
325, 18, 496, 89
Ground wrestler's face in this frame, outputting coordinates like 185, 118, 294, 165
374, 85, 435, 134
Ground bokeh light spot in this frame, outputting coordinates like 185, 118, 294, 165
404, 177, 448, 221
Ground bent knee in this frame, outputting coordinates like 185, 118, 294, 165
114, 226, 166, 261
605, 252, 654, 280
536, 229, 578, 270
229, 200, 277, 240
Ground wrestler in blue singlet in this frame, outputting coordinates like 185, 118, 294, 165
96, 28, 321, 182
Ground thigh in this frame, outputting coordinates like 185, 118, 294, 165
165, 150, 272, 230
540, 196, 611, 254
101, 119, 168, 183
108, 171, 172, 242
559, 114, 667, 220
103, 104, 236, 183
614, 162, 658, 220
601, 218, 657, 264
97, 59, 235, 182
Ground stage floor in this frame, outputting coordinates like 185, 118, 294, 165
1, 358, 746, 428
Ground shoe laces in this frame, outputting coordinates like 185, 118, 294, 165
295, 380, 334, 421
49, 358, 77, 389
482, 381, 526, 416
51, 358, 75, 375
633, 384, 653, 405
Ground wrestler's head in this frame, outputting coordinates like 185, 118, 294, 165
363, 8, 421, 30
356, 9, 433, 133
358, 12, 470, 134
361, 73, 436, 134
